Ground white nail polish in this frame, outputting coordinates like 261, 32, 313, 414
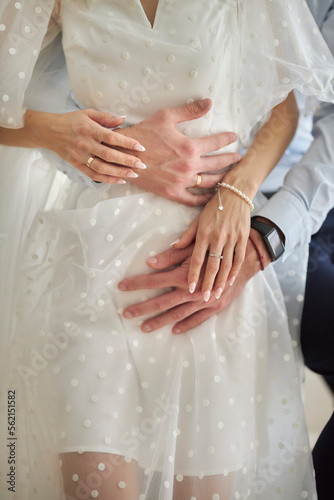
203, 290, 211, 302
215, 288, 223, 299
170, 239, 180, 247
189, 282, 196, 294
126, 171, 138, 178
133, 144, 146, 152
230, 276, 236, 286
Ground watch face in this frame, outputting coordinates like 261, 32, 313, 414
267, 228, 284, 257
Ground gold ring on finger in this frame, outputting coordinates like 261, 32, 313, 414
193, 174, 202, 188
85, 156, 95, 167
209, 253, 224, 260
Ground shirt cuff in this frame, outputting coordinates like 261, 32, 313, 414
255, 188, 311, 261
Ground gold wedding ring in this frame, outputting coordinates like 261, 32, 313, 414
85, 156, 95, 167
193, 174, 202, 187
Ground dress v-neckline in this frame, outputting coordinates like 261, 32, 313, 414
137, 0, 161, 30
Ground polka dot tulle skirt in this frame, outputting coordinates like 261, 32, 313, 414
7, 181, 315, 499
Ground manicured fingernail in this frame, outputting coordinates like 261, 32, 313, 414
142, 324, 152, 333
115, 115, 127, 119
147, 256, 157, 264
173, 328, 181, 335
215, 288, 223, 299
118, 283, 127, 291
230, 276, 236, 286
134, 161, 146, 169
126, 171, 138, 178
116, 179, 126, 184
203, 290, 211, 302
123, 311, 133, 319
170, 239, 180, 247
133, 144, 146, 152
189, 282, 196, 294
199, 98, 210, 108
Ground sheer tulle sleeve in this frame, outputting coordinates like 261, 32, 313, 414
0, 0, 60, 128
233, 0, 334, 145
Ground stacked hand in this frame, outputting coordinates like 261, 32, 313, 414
116, 98, 241, 206
173, 185, 252, 301
118, 230, 271, 334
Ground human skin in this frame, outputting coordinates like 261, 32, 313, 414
118, 227, 272, 334
0, 99, 240, 203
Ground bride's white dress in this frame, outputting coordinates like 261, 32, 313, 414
1, 1, 334, 499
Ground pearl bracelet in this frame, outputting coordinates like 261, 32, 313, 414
217, 182, 255, 211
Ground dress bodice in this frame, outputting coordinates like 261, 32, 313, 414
59, 0, 238, 143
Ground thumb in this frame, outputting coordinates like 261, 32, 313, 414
171, 98, 212, 125
87, 109, 126, 128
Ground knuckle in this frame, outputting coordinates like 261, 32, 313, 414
171, 309, 184, 322
185, 102, 197, 116
181, 160, 194, 174
76, 122, 91, 137
76, 139, 89, 153
156, 108, 170, 123
144, 275, 157, 290
180, 140, 196, 158
164, 185, 177, 200
191, 255, 203, 267
153, 300, 166, 314
91, 162, 104, 174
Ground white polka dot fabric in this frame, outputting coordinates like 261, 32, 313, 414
1, 1, 334, 499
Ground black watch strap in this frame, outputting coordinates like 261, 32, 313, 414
251, 217, 285, 262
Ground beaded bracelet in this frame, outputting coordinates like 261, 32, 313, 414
217, 182, 255, 212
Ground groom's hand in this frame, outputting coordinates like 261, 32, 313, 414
118, 230, 271, 333
116, 98, 241, 206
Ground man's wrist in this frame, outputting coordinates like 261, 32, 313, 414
248, 228, 272, 269
250, 216, 285, 261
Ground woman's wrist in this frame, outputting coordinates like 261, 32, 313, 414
221, 166, 259, 204
24, 109, 57, 150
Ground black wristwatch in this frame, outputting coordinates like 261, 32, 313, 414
250, 217, 285, 262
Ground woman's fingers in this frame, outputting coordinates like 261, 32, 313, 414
81, 157, 140, 180
87, 109, 146, 152
92, 142, 146, 171
225, 238, 248, 288
187, 235, 209, 295
200, 252, 222, 302
98, 126, 146, 152
74, 163, 127, 184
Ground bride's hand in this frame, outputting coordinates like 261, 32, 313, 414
173, 186, 252, 301
28, 108, 146, 183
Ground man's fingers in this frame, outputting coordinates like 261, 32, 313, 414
146, 246, 194, 270
197, 132, 239, 155
119, 268, 180, 292
172, 307, 218, 334
123, 289, 189, 321
169, 98, 212, 125
200, 152, 242, 172
140, 299, 205, 333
